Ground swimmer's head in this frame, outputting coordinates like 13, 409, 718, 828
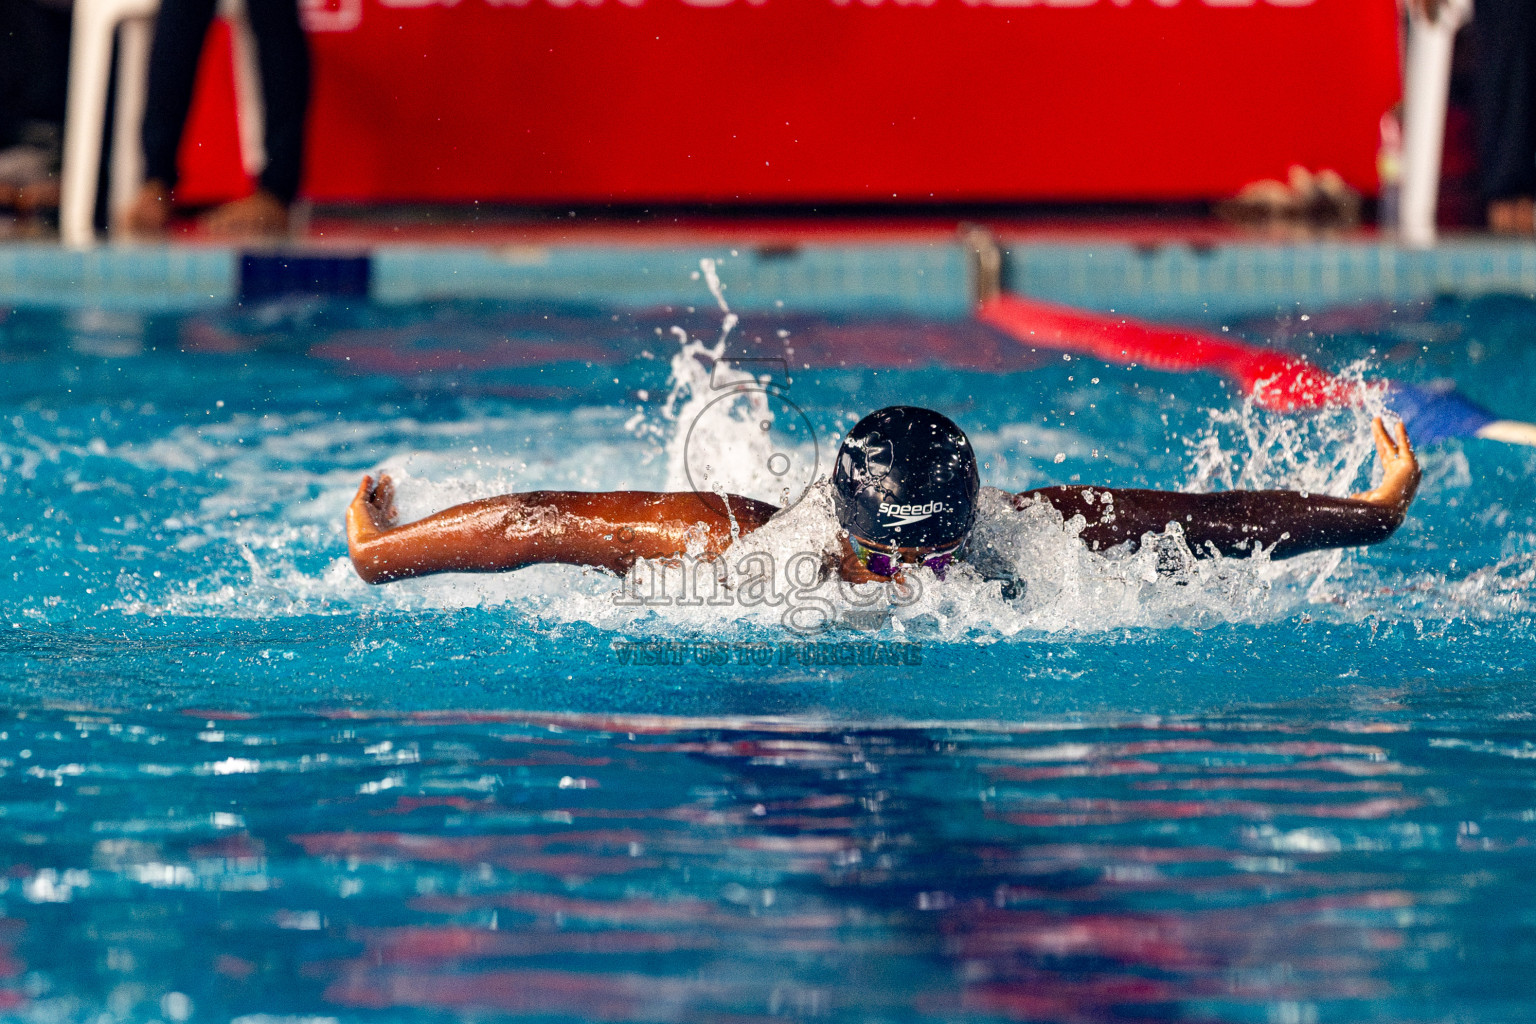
832, 406, 980, 557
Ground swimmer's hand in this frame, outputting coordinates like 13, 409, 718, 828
348, 473, 399, 545
347, 474, 403, 583
1350, 417, 1421, 514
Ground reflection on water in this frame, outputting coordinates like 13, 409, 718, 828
5, 293, 1536, 1022
1, 707, 1533, 1023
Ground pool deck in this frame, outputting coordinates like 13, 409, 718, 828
3, 213, 1536, 320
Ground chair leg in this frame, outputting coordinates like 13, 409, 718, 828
1400, 0, 1474, 248
61, 4, 118, 247
109, 16, 153, 235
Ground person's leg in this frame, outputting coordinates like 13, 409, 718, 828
0, 0, 71, 214
1474, 0, 1536, 231
0, 0, 70, 146
16, 0, 70, 131
141, 0, 218, 191
243, 0, 309, 205
125, 0, 218, 233
197, 0, 307, 236
0, 0, 33, 149
1516, 2, 1536, 232
0, 0, 69, 134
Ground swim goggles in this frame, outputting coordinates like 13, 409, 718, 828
849, 535, 964, 580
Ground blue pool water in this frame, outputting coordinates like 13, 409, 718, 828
1, 277, 1535, 1022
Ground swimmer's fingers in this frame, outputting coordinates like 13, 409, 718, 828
1370, 416, 1394, 464
1363, 417, 1422, 509
350, 473, 400, 532
347, 476, 376, 544
374, 474, 396, 514
368, 473, 400, 526
1354, 418, 1410, 505
1373, 418, 1419, 469
1393, 421, 1422, 499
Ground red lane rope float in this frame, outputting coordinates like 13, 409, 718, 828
977, 293, 1364, 413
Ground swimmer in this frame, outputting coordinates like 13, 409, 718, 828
346, 407, 1420, 586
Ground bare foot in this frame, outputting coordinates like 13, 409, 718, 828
1488, 197, 1535, 235
15, 180, 59, 214
119, 179, 172, 238
199, 190, 289, 239
1352, 417, 1421, 512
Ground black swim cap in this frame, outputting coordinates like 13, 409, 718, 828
832, 406, 980, 548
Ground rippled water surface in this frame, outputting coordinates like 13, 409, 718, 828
1, 284, 1534, 1022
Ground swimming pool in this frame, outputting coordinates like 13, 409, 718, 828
1, 251, 1534, 1022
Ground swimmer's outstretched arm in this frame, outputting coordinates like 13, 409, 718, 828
346, 475, 778, 584
1016, 417, 1421, 560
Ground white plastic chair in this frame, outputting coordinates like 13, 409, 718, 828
1399, 0, 1474, 248
59, 0, 266, 247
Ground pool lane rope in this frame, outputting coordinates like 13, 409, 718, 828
978, 293, 1536, 449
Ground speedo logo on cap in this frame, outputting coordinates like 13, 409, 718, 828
878, 500, 951, 528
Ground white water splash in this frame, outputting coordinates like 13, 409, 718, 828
96, 387, 1527, 637
652, 260, 814, 506
79, 269, 1530, 638
1184, 363, 1387, 497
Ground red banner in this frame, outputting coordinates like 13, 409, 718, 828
177, 0, 1401, 205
